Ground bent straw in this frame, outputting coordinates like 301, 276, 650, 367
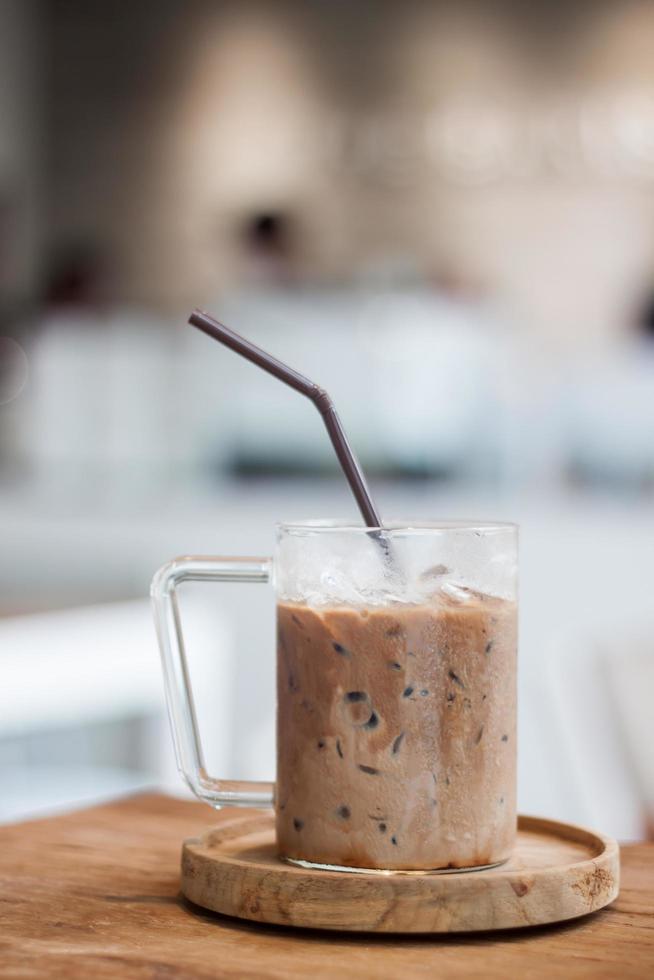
189, 309, 383, 529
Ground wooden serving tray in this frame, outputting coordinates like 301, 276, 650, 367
181, 812, 619, 933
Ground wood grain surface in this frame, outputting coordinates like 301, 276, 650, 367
0, 793, 652, 979
181, 811, 619, 932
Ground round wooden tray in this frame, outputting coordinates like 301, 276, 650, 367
181, 812, 619, 933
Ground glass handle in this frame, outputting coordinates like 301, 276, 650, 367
151, 555, 274, 808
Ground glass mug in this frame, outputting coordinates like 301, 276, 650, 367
151, 520, 518, 872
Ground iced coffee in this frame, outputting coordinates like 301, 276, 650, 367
276, 586, 517, 871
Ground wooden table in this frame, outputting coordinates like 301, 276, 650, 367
0, 794, 652, 978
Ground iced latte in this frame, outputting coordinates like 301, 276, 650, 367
276, 588, 517, 871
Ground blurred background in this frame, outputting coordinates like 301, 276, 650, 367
1, 0, 653, 840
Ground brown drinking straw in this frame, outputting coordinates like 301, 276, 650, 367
189, 309, 383, 529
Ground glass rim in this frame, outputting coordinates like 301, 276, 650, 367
277, 518, 518, 535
